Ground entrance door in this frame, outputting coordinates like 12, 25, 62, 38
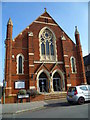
53, 72, 61, 92
39, 78, 48, 92
39, 72, 48, 93
53, 78, 61, 91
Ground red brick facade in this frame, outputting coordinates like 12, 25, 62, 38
4, 11, 87, 103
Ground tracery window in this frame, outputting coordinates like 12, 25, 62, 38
40, 28, 56, 61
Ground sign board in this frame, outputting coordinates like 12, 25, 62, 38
18, 94, 29, 99
15, 81, 25, 89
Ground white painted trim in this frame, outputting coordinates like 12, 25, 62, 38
64, 55, 68, 57
12, 55, 15, 58
28, 53, 34, 55
27, 26, 29, 29
67, 84, 71, 87
5, 87, 12, 89
9, 94, 17, 96
28, 32, 33, 36
65, 65, 70, 68
40, 16, 52, 19
61, 35, 66, 40
34, 61, 63, 64
29, 86, 35, 89
20, 32, 22, 35
34, 21, 58, 26
29, 65, 34, 67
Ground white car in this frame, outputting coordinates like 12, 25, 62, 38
67, 85, 90, 104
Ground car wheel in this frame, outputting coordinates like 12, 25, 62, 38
78, 97, 85, 105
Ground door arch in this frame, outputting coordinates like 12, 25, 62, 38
37, 69, 50, 93
52, 69, 65, 91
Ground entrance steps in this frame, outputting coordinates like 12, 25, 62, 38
44, 92, 67, 100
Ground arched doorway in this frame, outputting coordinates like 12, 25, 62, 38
53, 72, 61, 91
39, 72, 49, 93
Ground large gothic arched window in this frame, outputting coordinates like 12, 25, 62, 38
39, 27, 57, 61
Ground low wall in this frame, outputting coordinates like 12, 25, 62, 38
1, 94, 45, 104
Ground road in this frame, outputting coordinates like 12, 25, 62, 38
2, 101, 89, 118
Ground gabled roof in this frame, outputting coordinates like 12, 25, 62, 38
14, 11, 75, 44
83, 54, 90, 66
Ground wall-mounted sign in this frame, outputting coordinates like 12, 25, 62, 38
15, 81, 25, 89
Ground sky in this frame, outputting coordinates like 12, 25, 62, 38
0, 2, 89, 83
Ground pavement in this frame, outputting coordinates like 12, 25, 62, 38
1, 98, 67, 115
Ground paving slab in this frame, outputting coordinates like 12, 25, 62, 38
2, 101, 48, 114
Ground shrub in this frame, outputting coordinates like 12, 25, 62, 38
18, 89, 26, 95
27, 89, 39, 98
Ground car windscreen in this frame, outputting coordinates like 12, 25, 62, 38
68, 87, 76, 92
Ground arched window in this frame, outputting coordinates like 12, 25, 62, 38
17, 54, 24, 74
70, 56, 77, 73
18, 56, 22, 73
39, 27, 57, 61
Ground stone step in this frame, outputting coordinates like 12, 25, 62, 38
44, 92, 67, 100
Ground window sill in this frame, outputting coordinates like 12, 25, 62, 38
16, 73, 24, 75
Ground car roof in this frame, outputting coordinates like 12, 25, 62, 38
69, 84, 90, 88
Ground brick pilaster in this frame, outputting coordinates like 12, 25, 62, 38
28, 32, 35, 89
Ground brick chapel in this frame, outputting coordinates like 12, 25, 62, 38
4, 9, 87, 103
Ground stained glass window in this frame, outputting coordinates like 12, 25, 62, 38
46, 40, 49, 55
41, 43, 45, 55
40, 28, 56, 60
50, 43, 54, 55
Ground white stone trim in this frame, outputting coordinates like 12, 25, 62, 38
27, 26, 29, 29
67, 84, 71, 87
12, 55, 15, 58
34, 61, 63, 64
9, 94, 17, 96
16, 53, 24, 74
29, 86, 35, 89
28, 32, 33, 36
70, 56, 77, 74
29, 65, 34, 67
64, 55, 68, 57
61, 35, 66, 40
28, 53, 34, 55
34, 61, 42, 63
65, 65, 70, 68
20, 32, 22, 35
34, 21, 58, 26
5, 87, 12, 89
40, 16, 52, 19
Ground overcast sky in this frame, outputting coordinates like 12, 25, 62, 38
0, 1, 89, 83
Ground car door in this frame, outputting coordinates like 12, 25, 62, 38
79, 86, 88, 100
87, 85, 90, 100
